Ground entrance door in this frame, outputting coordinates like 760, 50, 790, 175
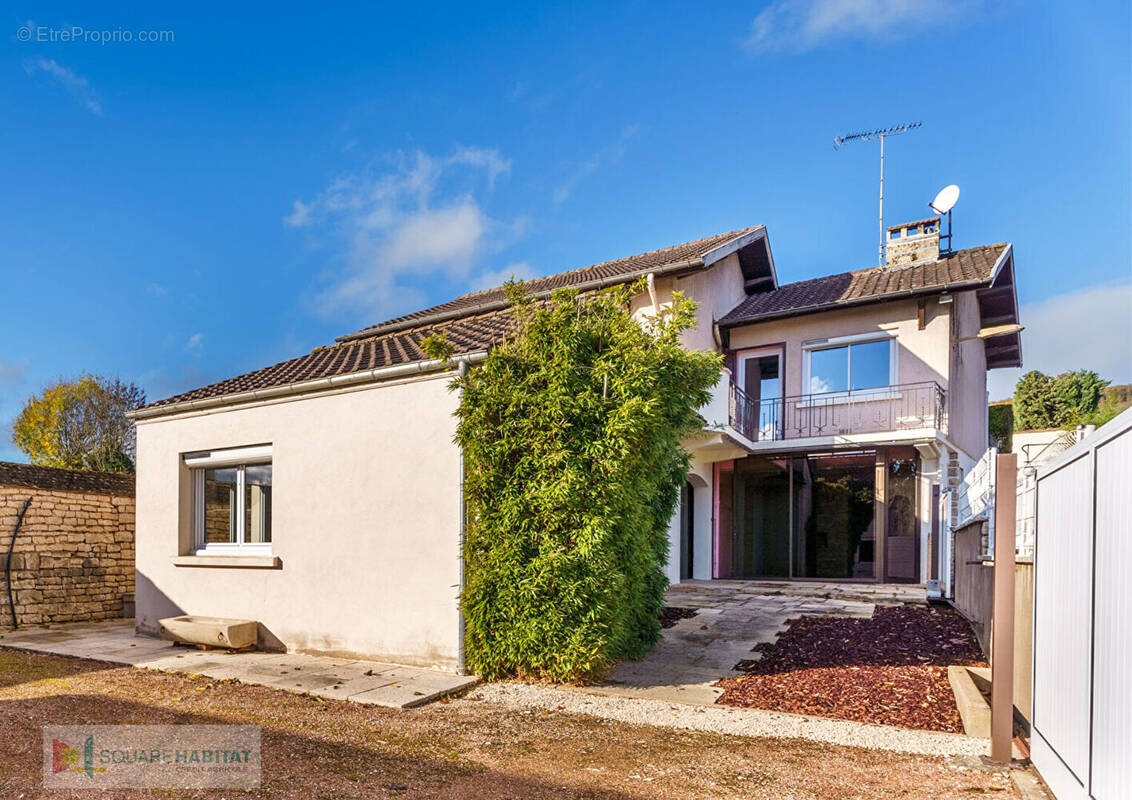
737, 348, 783, 441
679, 482, 694, 580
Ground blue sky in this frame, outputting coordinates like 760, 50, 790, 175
2, 1, 1129, 460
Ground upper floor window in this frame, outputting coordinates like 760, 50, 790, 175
804, 334, 895, 395
184, 445, 273, 555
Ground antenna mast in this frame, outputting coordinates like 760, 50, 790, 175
834, 122, 922, 265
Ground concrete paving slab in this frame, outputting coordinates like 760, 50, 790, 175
306, 674, 400, 700
591, 580, 921, 705
258, 672, 342, 692
350, 672, 479, 708
0, 620, 476, 709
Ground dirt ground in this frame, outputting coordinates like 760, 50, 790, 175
0, 648, 1017, 799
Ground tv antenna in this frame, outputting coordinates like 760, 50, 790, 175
834, 122, 922, 266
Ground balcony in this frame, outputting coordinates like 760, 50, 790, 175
728, 381, 947, 443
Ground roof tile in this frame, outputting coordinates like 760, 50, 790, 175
719, 244, 1006, 326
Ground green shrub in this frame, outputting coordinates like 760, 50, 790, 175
453, 281, 721, 681
988, 403, 1013, 450
1013, 369, 1111, 430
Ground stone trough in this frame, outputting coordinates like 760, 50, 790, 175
159, 615, 258, 650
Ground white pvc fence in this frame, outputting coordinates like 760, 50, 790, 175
1015, 465, 1036, 558
955, 446, 995, 538
1030, 408, 1132, 800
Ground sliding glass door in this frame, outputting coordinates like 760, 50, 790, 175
884, 451, 919, 582
716, 450, 919, 582
791, 452, 877, 580
729, 456, 791, 578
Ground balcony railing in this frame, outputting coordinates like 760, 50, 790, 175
728, 381, 946, 443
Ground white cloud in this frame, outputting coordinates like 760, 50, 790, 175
186, 333, 205, 356
288, 147, 519, 320
987, 282, 1132, 401
448, 147, 511, 188
553, 125, 642, 204
147, 283, 168, 297
745, 0, 983, 52
284, 199, 313, 227
24, 57, 102, 114
381, 200, 486, 269
470, 261, 539, 291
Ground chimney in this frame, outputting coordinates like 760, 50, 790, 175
885, 217, 941, 266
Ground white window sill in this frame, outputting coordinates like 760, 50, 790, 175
172, 555, 281, 569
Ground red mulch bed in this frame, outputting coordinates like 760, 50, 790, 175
715, 605, 987, 732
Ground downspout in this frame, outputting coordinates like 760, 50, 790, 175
5, 497, 32, 630
456, 358, 470, 676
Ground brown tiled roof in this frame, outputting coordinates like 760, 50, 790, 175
140, 228, 759, 413
338, 227, 760, 342
719, 244, 1008, 327
143, 310, 518, 409
0, 461, 135, 497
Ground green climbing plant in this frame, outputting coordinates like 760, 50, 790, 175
453, 280, 721, 681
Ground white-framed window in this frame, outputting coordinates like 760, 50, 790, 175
184, 445, 272, 556
803, 333, 896, 397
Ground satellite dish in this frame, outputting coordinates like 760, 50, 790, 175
930, 184, 960, 215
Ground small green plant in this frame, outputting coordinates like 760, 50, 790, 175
420, 331, 455, 362
453, 281, 721, 681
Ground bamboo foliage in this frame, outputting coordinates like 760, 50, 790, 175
452, 280, 721, 681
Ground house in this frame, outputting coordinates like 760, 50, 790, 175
130, 217, 1020, 671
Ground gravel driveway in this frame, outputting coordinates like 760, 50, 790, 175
0, 647, 1019, 799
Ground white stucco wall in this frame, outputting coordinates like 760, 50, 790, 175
134, 373, 463, 670
628, 252, 747, 355
664, 457, 715, 584
948, 290, 989, 460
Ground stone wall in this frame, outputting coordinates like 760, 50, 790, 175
0, 462, 135, 627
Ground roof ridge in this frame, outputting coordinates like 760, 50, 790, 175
771, 243, 1010, 291
343, 225, 761, 339
507, 225, 761, 290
